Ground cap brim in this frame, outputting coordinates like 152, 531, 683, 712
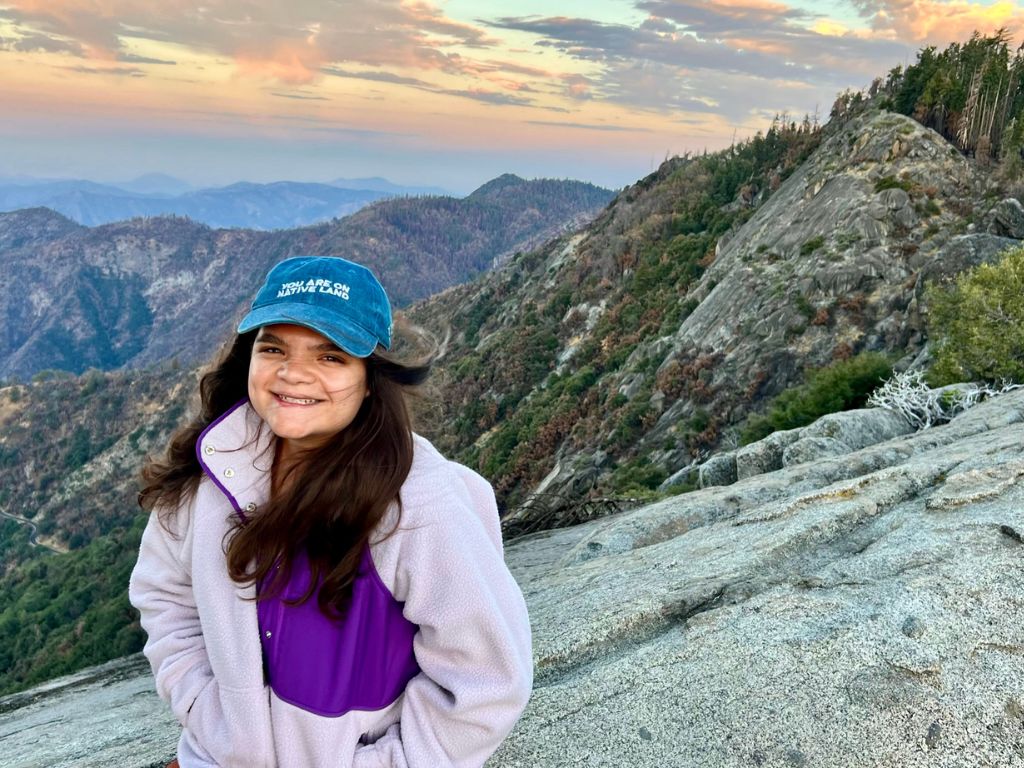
238, 304, 378, 357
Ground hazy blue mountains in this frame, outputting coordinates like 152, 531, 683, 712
0, 175, 613, 380
0, 177, 392, 229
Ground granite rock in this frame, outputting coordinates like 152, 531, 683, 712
5, 391, 1024, 767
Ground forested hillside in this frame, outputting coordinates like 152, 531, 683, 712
408, 32, 1024, 517
411, 121, 822, 505
877, 30, 1024, 163
0, 175, 612, 381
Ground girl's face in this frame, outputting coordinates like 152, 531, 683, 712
248, 324, 369, 456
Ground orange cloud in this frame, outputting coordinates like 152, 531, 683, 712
1, 0, 499, 84
726, 36, 794, 56
707, 0, 802, 17
235, 38, 326, 85
855, 0, 1024, 44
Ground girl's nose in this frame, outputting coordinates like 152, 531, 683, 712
276, 360, 314, 383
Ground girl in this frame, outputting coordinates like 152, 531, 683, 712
129, 256, 533, 768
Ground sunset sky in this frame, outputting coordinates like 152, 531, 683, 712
2, 1, 1022, 193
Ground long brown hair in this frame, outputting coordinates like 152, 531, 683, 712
139, 320, 438, 617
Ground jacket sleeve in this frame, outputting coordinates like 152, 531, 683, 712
129, 508, 215, 728
353, 472, 533, 768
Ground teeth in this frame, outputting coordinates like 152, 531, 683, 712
278, 395, 318, 405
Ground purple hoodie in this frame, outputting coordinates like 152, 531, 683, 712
129, 400, 533, 767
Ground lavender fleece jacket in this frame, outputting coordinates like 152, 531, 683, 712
128, 401, 533, 767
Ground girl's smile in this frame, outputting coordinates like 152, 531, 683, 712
247, 323, 369, 460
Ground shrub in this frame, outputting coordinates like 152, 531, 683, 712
874, 175, 912, 193
740, 351, 893, 444
800, 236, 825, 256
926, 245, 1024, 385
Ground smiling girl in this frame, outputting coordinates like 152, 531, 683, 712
129, 256, 533, 768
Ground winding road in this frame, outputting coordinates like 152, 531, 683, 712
0, 509, 63, 554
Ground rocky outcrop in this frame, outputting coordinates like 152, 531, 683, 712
688, 405, 916, 489
491, 387, 1024, 766
991, 198, 1024, 239
410, 107, 1024, 512
6, 389, 1024, 767
613, 111, 1021, 496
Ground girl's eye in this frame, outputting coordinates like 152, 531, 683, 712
321, 355, 343, 363
257, 346, 282, 354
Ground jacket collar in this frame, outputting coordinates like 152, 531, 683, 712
196, 399, 274, 521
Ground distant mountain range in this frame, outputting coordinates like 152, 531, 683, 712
0, 174, 454, 230
0, 174, 614, 380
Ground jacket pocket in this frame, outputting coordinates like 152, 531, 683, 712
186, 678, 275, 767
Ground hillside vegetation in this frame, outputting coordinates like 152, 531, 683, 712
0, 176, 612, 381
414, 121, 822, 505
408, 31, 1024, 517
880, 30, 1024, 164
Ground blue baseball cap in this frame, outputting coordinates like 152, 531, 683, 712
238, 256, 392, 357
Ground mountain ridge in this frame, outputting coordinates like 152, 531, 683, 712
406, 108, 1017, 515
0, 176, 613, 381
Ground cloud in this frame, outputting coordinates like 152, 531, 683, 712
0, 0, 500, 82
323, 63, 542, 107
636, 0, 817, 35
431, 87, 535, 107
119, 52, 175, 65
491, 7, 907, 83
0, 30, 84, 55
321, 66, 431, 87
850, 0, 1024, 44
526, 120, 653, 132
63, 64, 144, 76
485, 3, 913, 122
270, 92, 329, 101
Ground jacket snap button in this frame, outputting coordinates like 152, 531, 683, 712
224, 468, 235, 478
245, 502, 257, 512
203, 444, 216, 455
265, 631, 272, 638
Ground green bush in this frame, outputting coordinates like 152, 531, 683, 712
800, 236, 825, 256
926, 245, 1024, 385
608, 456, 668, 495
874, 175, 912, 193
740, 352, 893, 444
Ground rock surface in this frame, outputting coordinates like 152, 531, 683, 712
0, 655, 175, 768
4, 391, 1024, 766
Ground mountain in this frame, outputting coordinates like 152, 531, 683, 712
406, 107, 1022, 513
111, 173, 194, 196
329, 176, 451, 196
0, 179, 388, 229
0, 175, 614, 380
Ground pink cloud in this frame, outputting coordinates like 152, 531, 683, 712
1, 0, 501, 83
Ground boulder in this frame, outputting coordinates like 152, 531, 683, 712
698, 452, 737, 488
797, 407, 914, 450
916, 233, 1019, 294
990, 198, 1024, 239
782, 435, 851, 466
735, 428, 800, 479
